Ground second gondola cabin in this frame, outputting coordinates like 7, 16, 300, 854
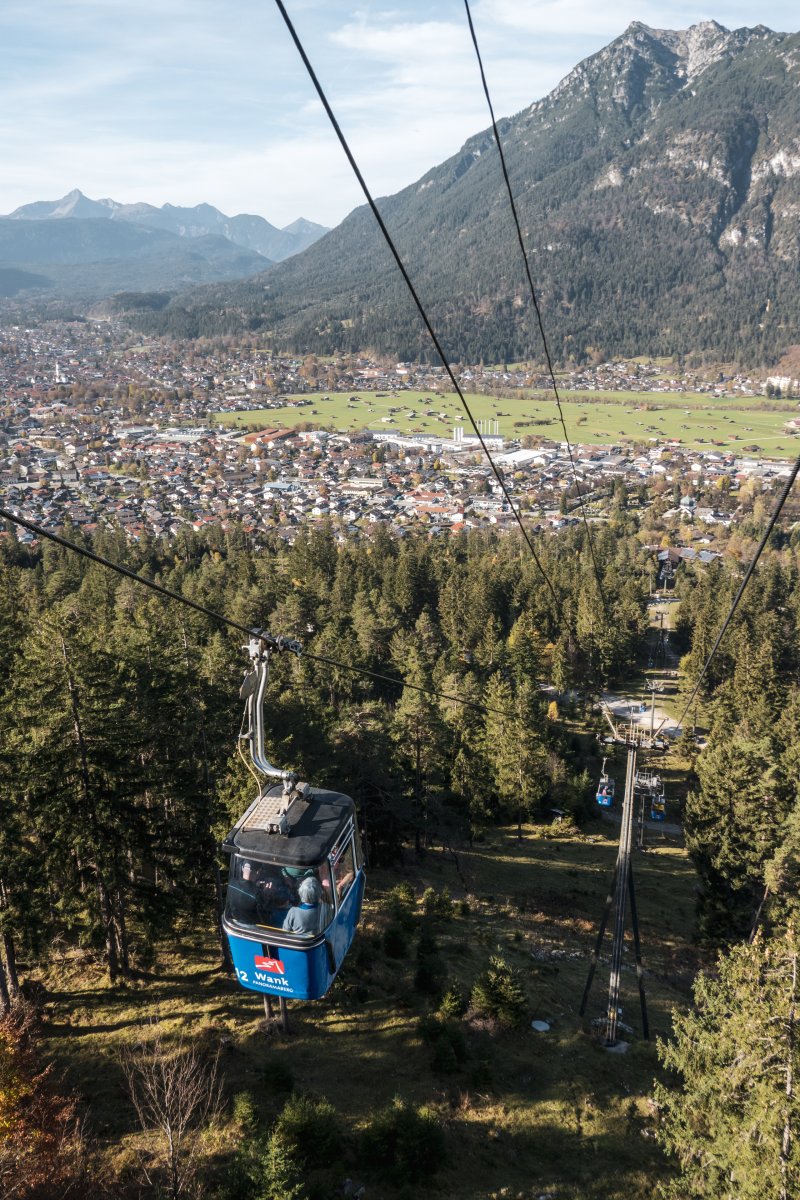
650, 790, 666, 822
222, 782, 365, 1000
596, 757, 615, 808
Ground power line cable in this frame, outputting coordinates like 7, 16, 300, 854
0, 505, 513, 719
655, 452, 800, 739
463, 0, 608, 620
1, 506, 256, 636
271, 0, 559, 610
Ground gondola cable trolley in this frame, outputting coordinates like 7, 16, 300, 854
238, 633, 307, 834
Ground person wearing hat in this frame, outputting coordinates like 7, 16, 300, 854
283, 877, 333, 936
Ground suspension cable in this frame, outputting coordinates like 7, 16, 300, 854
0, 505, 513, 719
656, 453, 800, 739
271, 0, 559, 610
463, 0, 608, 620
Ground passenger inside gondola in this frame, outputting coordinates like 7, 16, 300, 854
260, 867, 295, 923
227, 859, 262, 924
333, 841, 356, 899
227, 859, 293, 930
283, 876, 334, 936
226, 855, 345, 935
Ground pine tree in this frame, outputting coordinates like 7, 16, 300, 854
685, 735, 792, 941
483, 676, 548, 834
392, 650, 449, 853
656, 928, 800, 1200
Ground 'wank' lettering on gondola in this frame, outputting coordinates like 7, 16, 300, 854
255, 973, 292, 989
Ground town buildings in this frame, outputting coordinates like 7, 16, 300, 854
0, 319, 791, 550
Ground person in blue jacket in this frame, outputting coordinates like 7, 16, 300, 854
283, 877, 333, 936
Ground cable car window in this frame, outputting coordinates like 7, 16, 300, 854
226, 858, 294, 932
331, 835, 356, 902
316, 859, 335, 908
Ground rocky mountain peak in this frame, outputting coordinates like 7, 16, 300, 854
619, 20, 780, 82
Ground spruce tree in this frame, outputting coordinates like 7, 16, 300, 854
656, 929, 800, 1200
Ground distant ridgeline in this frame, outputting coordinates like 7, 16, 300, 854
128, 21, 800, 368
0, 193, 329, 299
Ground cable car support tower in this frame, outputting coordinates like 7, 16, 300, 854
580, 719, 651, 1047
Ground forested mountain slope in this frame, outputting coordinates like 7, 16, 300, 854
0, 520, 646, 990
130, 21, 800, 366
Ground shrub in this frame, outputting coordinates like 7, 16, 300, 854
231, 1090, 258, 1129
414, 926, 447, 996
261, 1134, 306, 1200
351, 934, 378, 973
414, 957, 445, 996
385, 883, 416, 930
261, 1057, 295, 1096
438, 985, 468, 1021
419, 1014, 467, 1074
0, 1010, 87, 1200
470, 956, 528, 1028
422, 886, 453, 918
259, 1093, 344, 1200
271, 1093, 340, 1171
382, 923, 408, 959
360, 1097, 446, 1183
431, 1034, 459, 1073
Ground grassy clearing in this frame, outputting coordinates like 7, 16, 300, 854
213, 389, 799, 457
35, 819, 699, 1199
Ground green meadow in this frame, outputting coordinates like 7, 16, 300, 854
213, 389, 799, 458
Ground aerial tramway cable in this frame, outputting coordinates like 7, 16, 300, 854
463, 0, 609, 621
0, 504, 515, 719
655, 450, 800, 740
271, 0, 559, 610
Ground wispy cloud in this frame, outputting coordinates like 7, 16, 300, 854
1, 0, 798, 227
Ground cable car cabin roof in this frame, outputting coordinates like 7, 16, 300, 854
222, 784, 356, 868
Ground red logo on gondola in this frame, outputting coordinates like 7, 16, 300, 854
255, 956, 285, 973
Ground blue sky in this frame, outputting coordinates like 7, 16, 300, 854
1, 0, 797, 229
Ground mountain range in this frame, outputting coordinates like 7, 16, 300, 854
128, 20, 800, 367
6, 191, 328, 262
0, 192, 329, 299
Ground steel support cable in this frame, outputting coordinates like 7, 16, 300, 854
463, 0, 608, 621
655, 451, 800, 739
271, 0, 559, 611
0, 505, 513, 719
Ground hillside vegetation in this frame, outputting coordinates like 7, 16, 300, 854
2, 512, 800, 1196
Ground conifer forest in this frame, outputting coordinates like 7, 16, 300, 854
1, 511, 800, 1199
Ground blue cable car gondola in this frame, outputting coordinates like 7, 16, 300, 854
221, 635, 365, 1001
650, 788, 666, 822
596, 757, 615, 808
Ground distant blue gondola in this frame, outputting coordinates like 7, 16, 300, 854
650, 791, 666, 822
221, 634, 365, 1001
596, 757, 615, 808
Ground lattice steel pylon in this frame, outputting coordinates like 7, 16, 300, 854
579, 744, 649, 1045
